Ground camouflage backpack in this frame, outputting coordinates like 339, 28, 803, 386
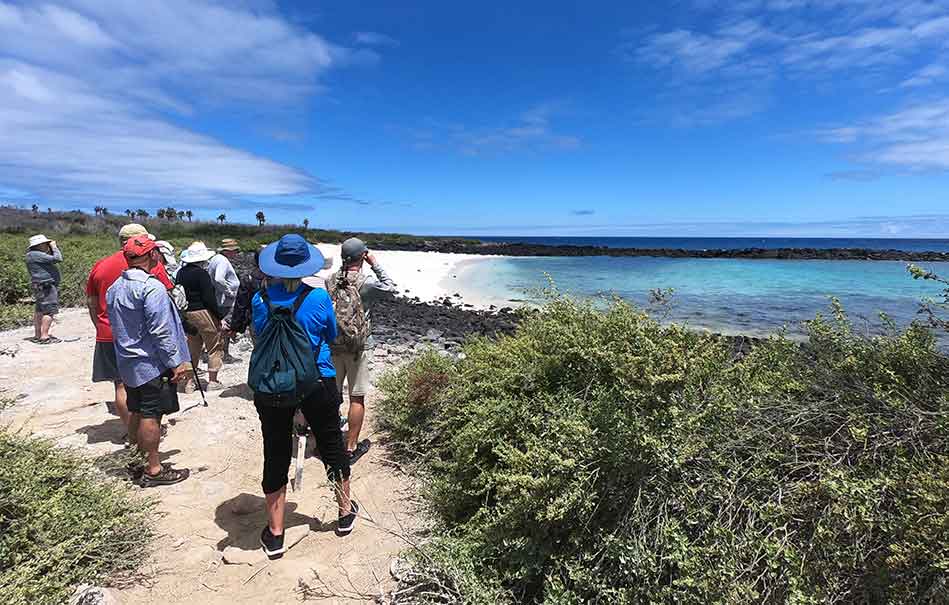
327, 270, 370, 352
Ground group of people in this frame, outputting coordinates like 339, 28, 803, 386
24, 225, 397, 554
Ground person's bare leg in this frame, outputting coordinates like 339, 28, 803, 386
265, 486, 287, 536
114, 381, 130, 429
33, 311, 42, 340
209, 370, 218, 383
345, 395, 366, 452
138, 417, 162, 475
128, 412, 141, 452
335, 478, 352, 517
39, 314, 53, 340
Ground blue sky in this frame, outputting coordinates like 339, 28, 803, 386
2, 0, 949, 236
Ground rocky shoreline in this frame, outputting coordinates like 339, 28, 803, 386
365, 293, 760, 369
367, 293, 519, 368
376, 240, 949, 262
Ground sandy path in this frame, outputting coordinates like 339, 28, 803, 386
0, 310, 421, 604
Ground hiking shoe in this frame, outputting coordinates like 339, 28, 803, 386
205, 381, 226, 392
348, 440, 371, 465
337, 500, 359, 535
36, 336, 62, 345
180, 380, 195, 394
259, 526, 286, 557
139, 466, 189, 488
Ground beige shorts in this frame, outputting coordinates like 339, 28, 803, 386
332, 349, 369, 397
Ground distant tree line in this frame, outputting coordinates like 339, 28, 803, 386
20, 204, 309, 231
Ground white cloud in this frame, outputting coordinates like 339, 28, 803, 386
398, 102, 581, 155
0, 61, 314, 203
354, 31, 399, 47
626, 0, 949, 121
820, 99, 949, 171
0, 0, 371, 206
900, 63, 948, 87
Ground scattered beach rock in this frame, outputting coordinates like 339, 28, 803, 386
70, 585, 122, 605
368, 292, 520, 365
221, 545, 265, 566
229, 493, 264, 515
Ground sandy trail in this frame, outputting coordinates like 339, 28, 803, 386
0, 309, 422, 604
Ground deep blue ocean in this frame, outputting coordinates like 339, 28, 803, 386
480, 236, 949, 253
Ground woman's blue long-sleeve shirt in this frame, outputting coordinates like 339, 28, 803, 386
252, 283, 337, 378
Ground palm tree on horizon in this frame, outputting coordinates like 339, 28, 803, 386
217, 213, 226, 224
186, 210, 193, 222
256, 211, 266, 226
303, 218, 309, 230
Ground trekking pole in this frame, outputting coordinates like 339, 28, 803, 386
180, 365, 209, 414
192, 365, 209, 407
293, 423, 306, 492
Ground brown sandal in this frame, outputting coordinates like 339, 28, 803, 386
139, 466, 190, 488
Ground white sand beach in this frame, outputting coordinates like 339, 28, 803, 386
313, 245, 507, 309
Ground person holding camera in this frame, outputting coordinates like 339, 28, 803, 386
327, 237, 397, 465
25, 234, 63, 344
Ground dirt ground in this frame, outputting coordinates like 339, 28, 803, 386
0, 309, 422, 604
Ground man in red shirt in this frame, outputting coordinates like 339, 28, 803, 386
86, 224, 173, 443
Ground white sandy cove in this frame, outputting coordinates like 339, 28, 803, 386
311, 244, 503, 308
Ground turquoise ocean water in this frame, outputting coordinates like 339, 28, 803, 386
457, 256, 949, 338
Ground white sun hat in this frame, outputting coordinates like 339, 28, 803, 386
28, 234, 52, 248
180, 241, 216, 264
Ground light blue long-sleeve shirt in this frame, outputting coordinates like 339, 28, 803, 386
208, 253, 240, 309
252, 283, 338, 378
107, 268, 191, 388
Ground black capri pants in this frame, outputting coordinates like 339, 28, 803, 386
255, 378, 351, 494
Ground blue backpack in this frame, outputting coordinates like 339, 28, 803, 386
248, 285, 321, 407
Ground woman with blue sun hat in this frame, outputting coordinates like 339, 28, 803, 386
250, 234, 356, 557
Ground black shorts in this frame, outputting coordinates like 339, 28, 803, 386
33, 282, 59, 315
92, 341, 121, 383
127, 372, 180, 419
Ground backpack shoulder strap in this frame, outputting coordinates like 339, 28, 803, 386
259, 286, 273, 312
291, 284, 314, 314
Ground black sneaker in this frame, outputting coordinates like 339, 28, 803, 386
348, 439, 371, 465
337, 500, 359, 535
260, 526, 286, 557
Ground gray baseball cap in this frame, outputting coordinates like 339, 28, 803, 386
340, 237, 367, 261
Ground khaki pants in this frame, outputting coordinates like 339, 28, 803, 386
185, 310, 223, 372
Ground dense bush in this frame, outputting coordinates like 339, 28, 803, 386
378, 297, 949, 604
0, 428, 154, 604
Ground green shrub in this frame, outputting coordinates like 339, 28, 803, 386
378, 296, 949, 604
0, 429, 154, 605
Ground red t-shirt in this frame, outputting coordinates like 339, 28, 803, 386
85, 251, 173, 342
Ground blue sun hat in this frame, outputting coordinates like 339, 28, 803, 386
258, 234, 325, 279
